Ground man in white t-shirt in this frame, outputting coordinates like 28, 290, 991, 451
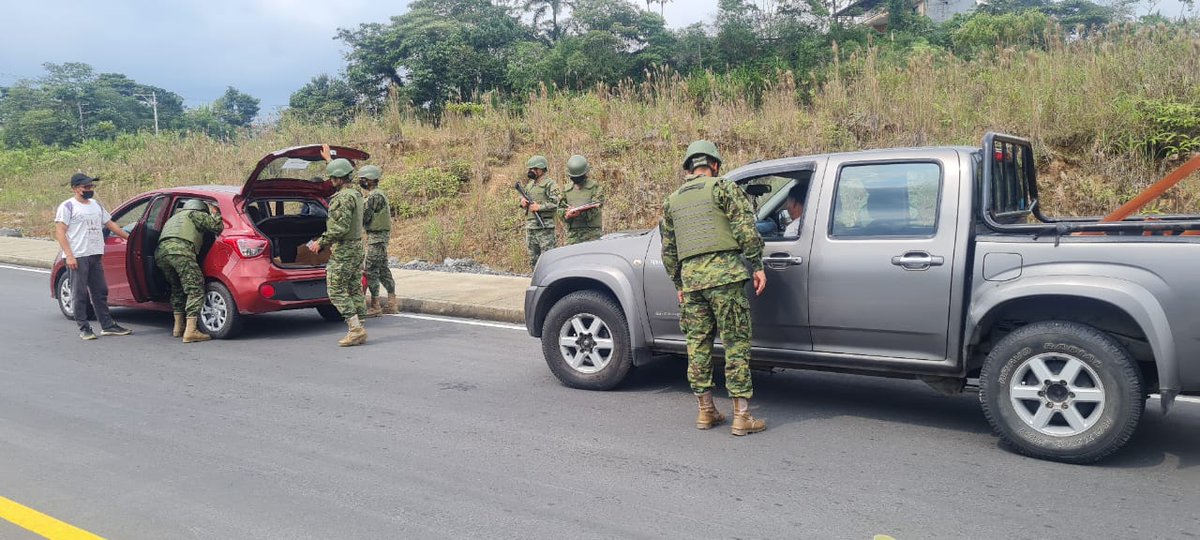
54, 173, 134, 341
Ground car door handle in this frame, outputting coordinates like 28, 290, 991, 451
891, 251, 944, 271
763, 254, 803, 269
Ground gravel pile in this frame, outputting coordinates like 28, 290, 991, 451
391, 257, 526, 277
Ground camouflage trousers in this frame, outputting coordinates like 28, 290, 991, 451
681, 281, 754, 398
327, 242, 366, 319
565, 227, 602, 245
365, 241, 394, 298
155, 239, 205, 316
526, 227, 557, 270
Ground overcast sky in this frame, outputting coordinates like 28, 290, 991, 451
0, 0, 1188, 114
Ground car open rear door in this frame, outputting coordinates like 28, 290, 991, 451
127, 195, 172, 302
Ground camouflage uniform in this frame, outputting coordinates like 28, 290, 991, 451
524, 176, 561, 269
155, 208, 223, 317
560, 179, 604, 245
320, 185, 366, 319
660, 174, 764, 398
363, 188, 395, 298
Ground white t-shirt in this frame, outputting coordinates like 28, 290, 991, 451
54, 197, 111, 258
784, 217, 801, 237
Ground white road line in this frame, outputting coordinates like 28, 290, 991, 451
0, 264, 50, 274
389, 312, 525, 331
1149, 395, 1200, 405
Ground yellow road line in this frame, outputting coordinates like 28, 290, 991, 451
0, 496, 105, 540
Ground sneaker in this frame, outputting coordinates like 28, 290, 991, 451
80, 327, 97, 341
100, 325, 133, 336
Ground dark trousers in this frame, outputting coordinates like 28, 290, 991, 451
71, 254, 114, 330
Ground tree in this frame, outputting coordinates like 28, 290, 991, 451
520, 0, 577, 42
289, 75, 359, 124
645, 0, 672, 16
212, 86, 260, 127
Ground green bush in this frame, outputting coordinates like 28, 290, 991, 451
1139, 100, 1200, 159
380, 167, 468, 219
951, 11, 1052, 55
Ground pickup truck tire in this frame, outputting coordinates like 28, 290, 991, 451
979, 320, 1143, 464
541, 290, 633, 391
198, 281, 243, 339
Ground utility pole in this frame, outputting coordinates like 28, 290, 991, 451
136, 91, 160, 135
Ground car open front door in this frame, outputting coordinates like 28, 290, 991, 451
127, 195, 171, 302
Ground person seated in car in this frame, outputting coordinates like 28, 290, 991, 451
783, 183, 806, 237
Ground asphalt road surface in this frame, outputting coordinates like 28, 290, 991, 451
2, 265, 1199, 540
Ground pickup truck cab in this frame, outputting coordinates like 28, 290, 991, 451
525, 133, 1200, 463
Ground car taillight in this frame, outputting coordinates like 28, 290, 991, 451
224, 237, 268, 258
259, 283, 276, 298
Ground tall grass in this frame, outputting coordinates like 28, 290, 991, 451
2, 26, 1199, 271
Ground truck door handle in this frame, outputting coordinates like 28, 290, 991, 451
764, 254, 803, 269
891, 251, 944, 271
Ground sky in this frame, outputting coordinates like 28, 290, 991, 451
0, 0, 1190, 115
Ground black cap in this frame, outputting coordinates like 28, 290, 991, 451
70, 172, 100, 187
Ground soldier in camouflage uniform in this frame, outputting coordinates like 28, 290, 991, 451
520, 155, 561, 270
559, 155, 605, 245
660, 140, 768, 436
155, 199, 225, 343
307, 158, 368, 347
358, 165, 397, 318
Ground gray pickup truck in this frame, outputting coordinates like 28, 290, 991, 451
524, 133, 1200, 462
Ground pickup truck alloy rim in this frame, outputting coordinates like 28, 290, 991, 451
202, 290, 228, 331
59, 275, 73, 314
558, 313, 614, 374
1009, 352, 1106, 437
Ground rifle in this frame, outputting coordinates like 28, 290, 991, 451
514, 182, 546, 228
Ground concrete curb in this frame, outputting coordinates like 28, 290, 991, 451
391, 297, 524, 325
0, 254, 53, 270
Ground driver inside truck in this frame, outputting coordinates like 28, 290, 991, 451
783, 183, 806, 237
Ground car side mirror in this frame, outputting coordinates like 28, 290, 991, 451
745, 185, 772, 197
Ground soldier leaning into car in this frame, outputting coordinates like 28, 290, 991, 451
357, 165, 398, 318
660, 140, 768, 436
559, 155, 605, 245
520, 155, 561, 270
155, 199, 224, 343
308, 158, 368, 347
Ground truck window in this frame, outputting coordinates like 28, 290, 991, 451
830, 162, 941, 238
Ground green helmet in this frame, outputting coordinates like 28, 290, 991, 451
525, 155, 549, 170
183, 199, 209, 213
566, 155, 589, 178
326, 158, 354, 178
683, 140, 722, 171
356, 165, 382, 181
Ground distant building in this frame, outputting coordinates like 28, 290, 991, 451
836, 0, 980, 31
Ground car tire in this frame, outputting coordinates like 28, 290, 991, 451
198, 281, 243, 339
541, 290, 633, 391
55, 270, 94, 321
979, 320, 1143, 464
316, 305, 342, 322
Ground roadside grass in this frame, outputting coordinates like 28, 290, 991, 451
2, 26, 1199, 271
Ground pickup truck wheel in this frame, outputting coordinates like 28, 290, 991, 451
979, 320, 1143, 464
541, 290, 633, 390
199, 282, 244, 339
56, 270, 94, 320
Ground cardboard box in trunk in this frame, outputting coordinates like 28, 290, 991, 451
295, 245, 331, 265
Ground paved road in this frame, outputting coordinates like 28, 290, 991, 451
2, 266, 1199, 540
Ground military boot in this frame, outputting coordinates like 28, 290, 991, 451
695, 391, 726, 430
365, 296, 382, 318
172, 312, 185, 338
338, 315, 368, 347
731, 397, 766, 436
182, 316, 211, 343
383, 293, 400, 314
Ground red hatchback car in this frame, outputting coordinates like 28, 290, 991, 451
51, 145, 369, 338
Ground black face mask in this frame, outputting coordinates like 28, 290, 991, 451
526, 171, 538, 180
359, 180, 370, 190
572, 176, 587, 185
81, 190, 95, 200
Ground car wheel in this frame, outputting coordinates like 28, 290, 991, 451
199, 281, 243, 339
541, 290, 633, 390
316, 305, 342, 322
56, 270, 94, 321
979, 320, 1143, 464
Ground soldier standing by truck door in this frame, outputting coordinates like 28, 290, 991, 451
155, 199, 225, 343
559, 155, 604, 245
520, 155, 561, 270
660, 140, 768, 436
307, 158, 368, 347
358, 165, 397, 318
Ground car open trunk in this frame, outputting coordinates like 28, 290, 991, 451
245, 198, 330, 268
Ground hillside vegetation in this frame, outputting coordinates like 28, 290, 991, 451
2, 26, 1199, 271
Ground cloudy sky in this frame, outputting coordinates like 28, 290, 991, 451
0, 0, 1189, 114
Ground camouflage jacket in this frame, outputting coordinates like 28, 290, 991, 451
363, 189, 391, 245
523, 176, 561, 230
660, 174, 764, 293
318, 186, 364, 248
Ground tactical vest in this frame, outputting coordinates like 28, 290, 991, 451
526, 177, 557, 228
564, 181, 602, 229
333, 187, 364, 241
160, 210, 203, 254
667, 177, 739, 260
365, 191, 391, 233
